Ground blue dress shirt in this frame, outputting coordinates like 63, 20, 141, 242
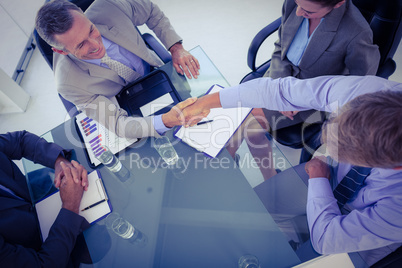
287, 18, 323, 66
219, 75, 402, 265
85, 37, 169, 135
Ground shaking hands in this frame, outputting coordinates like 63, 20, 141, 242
161, 92, 221, 128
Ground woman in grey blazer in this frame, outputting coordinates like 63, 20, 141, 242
251, 0, 380, 161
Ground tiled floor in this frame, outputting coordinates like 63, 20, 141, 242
1, 0, 402, 168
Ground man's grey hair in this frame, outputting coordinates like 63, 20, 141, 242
35, 0, 83, 50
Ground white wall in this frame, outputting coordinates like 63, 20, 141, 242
0, 0, 45, 77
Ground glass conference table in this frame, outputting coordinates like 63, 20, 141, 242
23, 46, 365, 267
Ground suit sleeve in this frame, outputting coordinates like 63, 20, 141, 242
122, 0, 182, 50
0, 130, 64, 168
0, 209, 87, 268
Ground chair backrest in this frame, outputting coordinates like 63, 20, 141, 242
352, 0, 402, 78
33, 0, 95, 117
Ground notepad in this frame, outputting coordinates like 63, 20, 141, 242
75, 112, 137, 167
174, 85, 251, 158
35, 170, 111, 241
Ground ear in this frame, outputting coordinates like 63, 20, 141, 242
51, 47, 69, 55
333, 0, 346, 9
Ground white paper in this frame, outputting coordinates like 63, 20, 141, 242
36, 171, 111, 241
75, 112, 137, 166
139, 93, 174, 117
175, 85, 251, 158
292, 253, 354, 268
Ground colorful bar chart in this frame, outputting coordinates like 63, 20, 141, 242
75, 112, 137, 166
80, 117, 97, 137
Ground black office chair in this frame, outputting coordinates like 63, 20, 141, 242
33, 0, 172, 118
240, 0, 402, 161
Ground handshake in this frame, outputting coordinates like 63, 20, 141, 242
161, 93, 221, 128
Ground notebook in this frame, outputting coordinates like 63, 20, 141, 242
75, 112, 137, 167
174, 85, 251, 158
35, 170, 111, 241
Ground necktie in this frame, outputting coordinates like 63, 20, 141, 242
101, 53, 137, 82
333, 166, 372, 209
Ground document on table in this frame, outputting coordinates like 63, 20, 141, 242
174, 85, 251, 158
35, 170, 111, 241
75, 112, 137, 166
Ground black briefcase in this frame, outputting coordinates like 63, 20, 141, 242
116, 69, 182, 117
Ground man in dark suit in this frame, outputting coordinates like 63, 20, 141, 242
0, 131, 89, 267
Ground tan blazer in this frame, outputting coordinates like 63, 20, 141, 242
263, 0, 380, 130
53, 0, 182, 139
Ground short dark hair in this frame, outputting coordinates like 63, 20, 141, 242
35, 0, 82, 49
322, 90, 402, 168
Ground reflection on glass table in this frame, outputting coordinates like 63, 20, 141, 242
21, 46, 367, 267
159, 46, 230, 99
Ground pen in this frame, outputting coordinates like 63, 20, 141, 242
197, 120, 214, 126
81, 199, 107, 211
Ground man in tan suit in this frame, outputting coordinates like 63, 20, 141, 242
36, 0, 202, 139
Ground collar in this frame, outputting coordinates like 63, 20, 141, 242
83, 36, 112, 65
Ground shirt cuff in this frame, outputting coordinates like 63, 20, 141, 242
308, 177, 334, 201
153, 115, 171, 135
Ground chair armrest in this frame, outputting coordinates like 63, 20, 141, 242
142, 33, 172, 64
247, 17, 281, 71
59, 94, 79, 118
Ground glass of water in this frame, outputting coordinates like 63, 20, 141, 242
105, 212, 147, 247
154, 136, 179, 165
238, 255, 261, 268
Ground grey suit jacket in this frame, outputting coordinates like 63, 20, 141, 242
263, 0, 380, 129
54, 0, 182, 139
266, 0, 380, 79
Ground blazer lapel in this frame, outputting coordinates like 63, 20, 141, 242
281, 5, 304, 60
97, 24, 164, 67
68, 54, 127, 86
299, 3, 346, 69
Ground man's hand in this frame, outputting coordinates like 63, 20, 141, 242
169, 42, 200, 79
55, 156, 88, 191
59, 161, 85, 214
280, 111, 299, 120
162, 97, 202, 128
305, 156, 330, 180
181, 98, 211, 127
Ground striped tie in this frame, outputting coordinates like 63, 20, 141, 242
333, 166, 372, 209
101, 52, 137, 82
